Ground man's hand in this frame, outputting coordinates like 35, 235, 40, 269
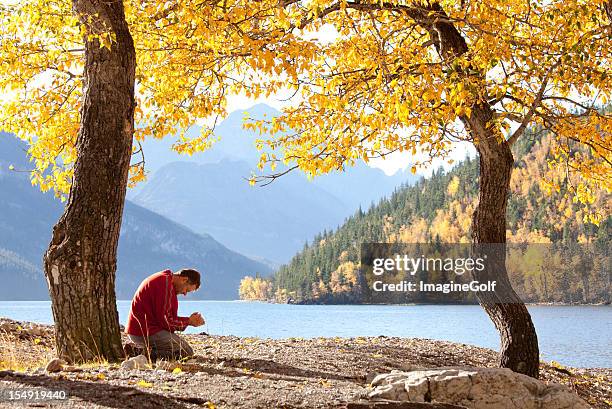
188, 312, 205, 327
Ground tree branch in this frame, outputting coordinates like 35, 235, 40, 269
507, 60, 559, 146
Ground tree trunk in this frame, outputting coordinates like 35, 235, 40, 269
471, 138, 540, 378
422, 3, 540, 378
43, 0, 136, 363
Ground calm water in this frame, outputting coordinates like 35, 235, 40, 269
0, 301, 610, 368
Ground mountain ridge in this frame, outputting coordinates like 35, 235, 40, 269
130, 104, 419, 263
0, 132, 271, 300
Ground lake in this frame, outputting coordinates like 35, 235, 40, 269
0, 301, 609, 368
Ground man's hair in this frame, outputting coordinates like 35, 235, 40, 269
176, 268, 201, 289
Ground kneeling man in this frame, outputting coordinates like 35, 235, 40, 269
125, 268, 205, 360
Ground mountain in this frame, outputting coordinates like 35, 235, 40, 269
130, 104, 418, 263
313, 163, 417, 213
239, 133, 610, 304
130, 159, 348, 264
0, 133, 271, 300
117, 201, 271, 300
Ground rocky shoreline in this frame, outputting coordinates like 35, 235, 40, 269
0, 318, 610, 408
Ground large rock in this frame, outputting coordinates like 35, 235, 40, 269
368, 368, 589, 409
120, 354, 150, 371
45, 358, 66, 373
25, 326, 46, 337
346, 403, 466, 409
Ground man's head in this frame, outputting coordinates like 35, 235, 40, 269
172, 268, 201, 296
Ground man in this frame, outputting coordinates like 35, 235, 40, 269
124, 268, 205, 360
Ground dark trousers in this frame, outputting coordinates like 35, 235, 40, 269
128, 330, 194, 360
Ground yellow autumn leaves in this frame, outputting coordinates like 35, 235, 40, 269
0, 0, 610, 209
0, 0, 310, 195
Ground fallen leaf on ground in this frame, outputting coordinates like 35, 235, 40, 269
136, 380, 153, 388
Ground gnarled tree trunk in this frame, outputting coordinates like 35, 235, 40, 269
43, 0, 136, 363
422, 3, 540, 378
471, 136, 540, 378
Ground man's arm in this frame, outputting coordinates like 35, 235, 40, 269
152, 272, 190, 332
167, 312, 190, 332
165, 274, 190, 332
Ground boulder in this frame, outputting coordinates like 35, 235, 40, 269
45, 358, 66, 373
368, 368, 589, 409
120, 354, 150, 370
62, 365, 83, 372
347, 403, 466, 409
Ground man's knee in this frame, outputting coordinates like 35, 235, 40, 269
152, 332, 193, 360
128, 331, 193, 360
179, 338, 194, 357
174, 334, 194, 357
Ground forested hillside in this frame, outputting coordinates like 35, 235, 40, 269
240, 134, 610, 304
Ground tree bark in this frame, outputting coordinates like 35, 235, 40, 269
471, 137, 540, 378
43, 0, 136, 363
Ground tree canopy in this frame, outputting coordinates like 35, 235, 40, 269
247, 0, 611, 223
0, 0, 311, 193
2, 1, 609, 210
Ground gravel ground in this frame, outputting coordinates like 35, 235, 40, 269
0, 318, 609, 408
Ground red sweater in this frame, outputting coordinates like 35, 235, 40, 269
125, 270, 190, 337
